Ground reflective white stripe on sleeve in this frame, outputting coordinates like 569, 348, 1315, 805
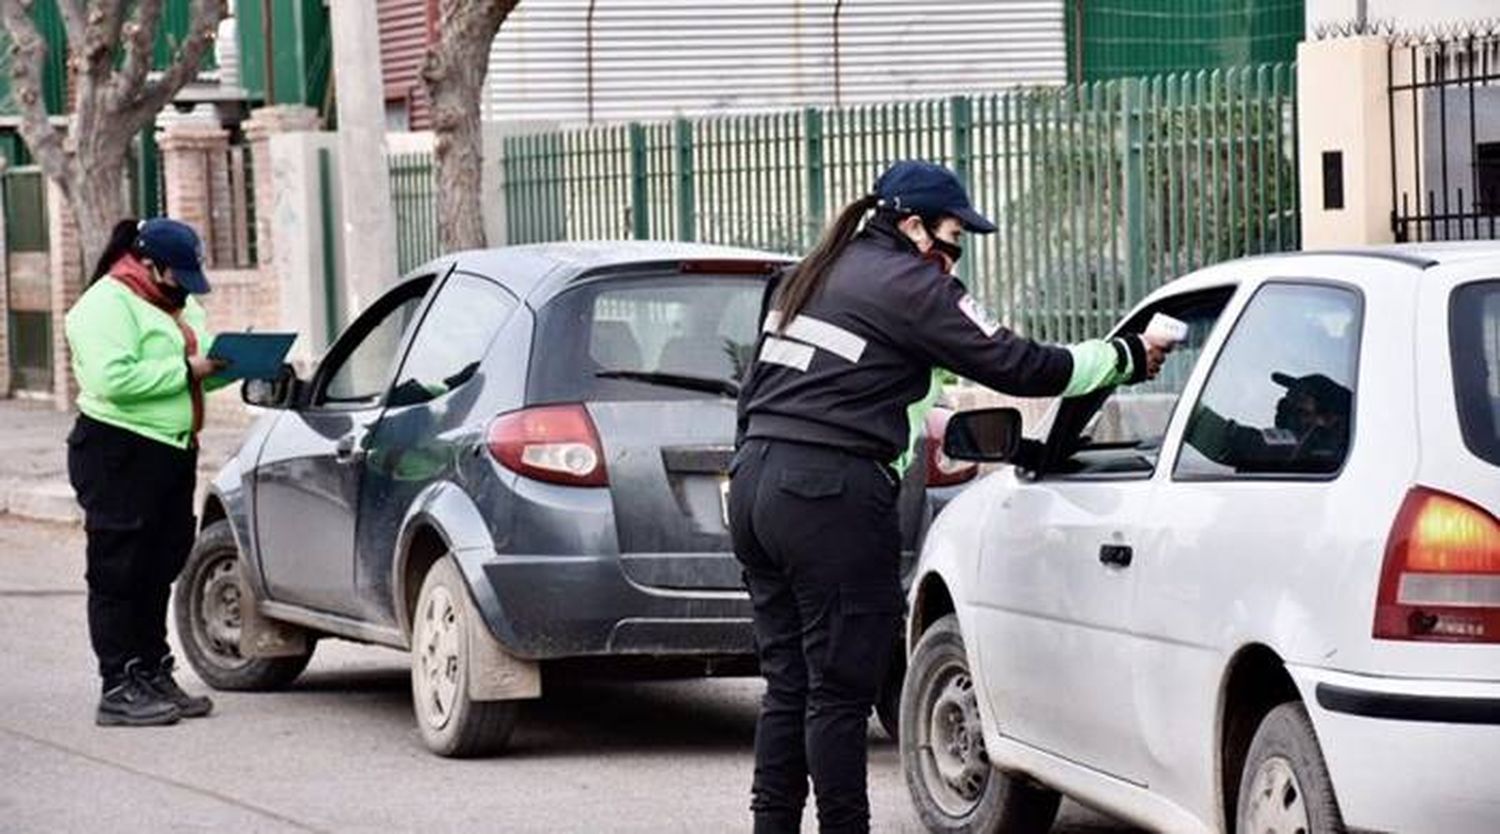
759, 336, 816, 372
760, 312, 867, 363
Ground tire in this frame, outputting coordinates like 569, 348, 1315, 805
901, 614, 1061, 834
1236, 702, 1346, 834
173, 520, 314, 691
410, 556, 520, 758
877, 645, 905, 740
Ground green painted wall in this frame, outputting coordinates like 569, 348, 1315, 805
1065, 0, 1304, 81
235, 0, 331, 109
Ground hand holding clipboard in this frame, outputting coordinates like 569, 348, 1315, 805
206, 332, 297, 381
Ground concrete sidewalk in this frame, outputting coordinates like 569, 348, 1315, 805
0, 399, 246, 524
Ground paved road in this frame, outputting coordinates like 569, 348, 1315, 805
0, 518, 1143, 833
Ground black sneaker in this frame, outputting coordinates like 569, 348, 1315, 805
97, 661, 181, 727
141, 655, 214, 718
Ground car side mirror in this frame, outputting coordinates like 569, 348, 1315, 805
241, 364, 299, 410
943, 407, 1024, 463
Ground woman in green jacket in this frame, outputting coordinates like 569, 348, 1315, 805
66, 218, 228, 727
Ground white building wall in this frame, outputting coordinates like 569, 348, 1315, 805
483, 0, 1066, 125
1306, 0, 1498, 32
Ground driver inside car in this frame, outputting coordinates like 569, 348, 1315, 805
1183, 371, 1352, 474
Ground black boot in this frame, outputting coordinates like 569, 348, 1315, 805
97, 660, 181, 727
140, 655, 214, 718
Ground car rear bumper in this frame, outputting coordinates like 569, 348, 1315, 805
1290, 666, 1500, 834
461, 549, 754, 661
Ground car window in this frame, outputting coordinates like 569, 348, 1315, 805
1450, 280, 1500, 467
387, 273, 516, 407
528, 274, 765, 403
1175, 282, 1362, 479
1044, 287, 1236, 477
318, 280, 431, 408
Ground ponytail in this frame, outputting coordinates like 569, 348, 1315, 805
90, 218, 144, 286
774, 194, 878, 331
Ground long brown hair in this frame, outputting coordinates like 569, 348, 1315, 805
773, 194, 878, 330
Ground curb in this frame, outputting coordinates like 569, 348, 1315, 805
1, 469, 220, 526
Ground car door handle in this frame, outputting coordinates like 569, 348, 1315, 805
335, 434, 366, 465
1099, 544, 1134, 568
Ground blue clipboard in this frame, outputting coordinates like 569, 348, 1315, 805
207, 332, 297, 381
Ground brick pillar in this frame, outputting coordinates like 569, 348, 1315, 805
158, 120, 231, 264
48, 181, 83, 411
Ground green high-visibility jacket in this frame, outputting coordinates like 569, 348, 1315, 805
65, 277, 227, 449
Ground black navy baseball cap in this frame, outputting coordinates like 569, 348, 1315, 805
137, 218, 211, 295
872, 160, 997, 234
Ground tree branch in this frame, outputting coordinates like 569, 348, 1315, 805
128, 0, 220, 129
0, 0, 73, 189
113, 0, 165, 112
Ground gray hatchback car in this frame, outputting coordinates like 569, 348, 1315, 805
176, 241, 971, 756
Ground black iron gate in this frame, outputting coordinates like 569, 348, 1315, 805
1389, 29, 1500, 242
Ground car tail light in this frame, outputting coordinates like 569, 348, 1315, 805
1374, 487, 1500, 643
486, 404, 608, 487
925, 408, 978, 488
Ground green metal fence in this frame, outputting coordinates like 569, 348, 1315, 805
495, 63, 1299, 343
389, 152, 440, 274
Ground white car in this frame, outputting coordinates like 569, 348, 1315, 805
900, 245, 1500, 834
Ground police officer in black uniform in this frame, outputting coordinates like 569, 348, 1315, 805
729, 161, 1169, 834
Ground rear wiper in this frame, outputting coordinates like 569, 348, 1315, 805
595, 370, 741, 398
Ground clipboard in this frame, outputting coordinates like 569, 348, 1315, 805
207, 332, 297, 381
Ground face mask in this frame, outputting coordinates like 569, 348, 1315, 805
159, 282, 189, 309
931, 237, 963, 265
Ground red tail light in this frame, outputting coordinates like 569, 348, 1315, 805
925, 408, 978, 488
1374, 487, 1500, 643
486, 405, 609, 487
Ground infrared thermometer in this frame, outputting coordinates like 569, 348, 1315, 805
1144, 312, 1189, 349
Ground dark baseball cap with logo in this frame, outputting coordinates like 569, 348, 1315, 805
872, 160, 997, 234
137, 218, 211, 295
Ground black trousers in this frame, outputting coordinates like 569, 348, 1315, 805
729, 438, 905, 834
67, 415, 197, 687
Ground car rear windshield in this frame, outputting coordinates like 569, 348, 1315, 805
528, 273, 766, 403
1451, 280, 1500, 466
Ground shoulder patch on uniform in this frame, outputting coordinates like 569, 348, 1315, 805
957, 294, 1002, 338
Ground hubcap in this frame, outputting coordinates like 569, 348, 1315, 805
1244, 756, 1310, 834
196, 554, 249, 668
413, 585, 462, 731
916, 656, 990, 817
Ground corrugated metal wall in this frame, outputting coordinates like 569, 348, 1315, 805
379, 0, 434, 130
1066, 0, 1303, 81
483, 0, 1067, 124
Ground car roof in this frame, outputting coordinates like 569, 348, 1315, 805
1143, 241, 1500, 300
442, 240, 795, 300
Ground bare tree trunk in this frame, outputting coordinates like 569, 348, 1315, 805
0, 0, 221, 269
422, 0, 517, 252
73, 152, 130, 271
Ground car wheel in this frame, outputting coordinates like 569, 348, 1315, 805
901, 614, 1061, 834
1236, 702, 1345, 834
410, 556, 520, 758
174, 520, 314, 691
877, 645, 905, 740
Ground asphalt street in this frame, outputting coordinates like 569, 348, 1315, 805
0, 518, 1143, 833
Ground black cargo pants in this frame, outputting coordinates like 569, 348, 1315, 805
729, 438, 905, 834
67, 415, 198, 687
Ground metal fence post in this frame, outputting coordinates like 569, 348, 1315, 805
1121, 78, 1147, 304
803, 107, 826, 247
675, 117, 696, 241
949, 95, 976, 286
629, 123, 649, 240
